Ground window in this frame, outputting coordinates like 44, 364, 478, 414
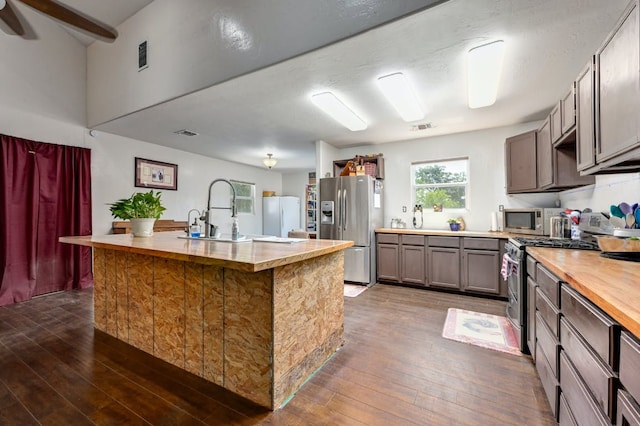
412, 158, 468, 210
231, 180, 255, 215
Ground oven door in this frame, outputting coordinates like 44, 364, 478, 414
504, 252, 520, 298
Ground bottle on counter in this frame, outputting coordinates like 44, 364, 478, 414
231, 218, 239, 240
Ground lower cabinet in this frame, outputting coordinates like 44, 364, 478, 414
400, 235, 426, 285
376, 233, 506, 298
427, 236, 460, 289
528, 254, 621, 423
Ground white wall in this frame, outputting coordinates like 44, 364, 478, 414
1, 24, 282, 237
560, 173, 640, 213
331, 123, 560, 231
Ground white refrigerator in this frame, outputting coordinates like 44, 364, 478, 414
262, 196, 301, 237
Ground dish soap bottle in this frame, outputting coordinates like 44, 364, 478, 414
231, 218, 239, 240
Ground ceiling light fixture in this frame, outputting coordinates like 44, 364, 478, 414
310, 92, 367, 131
377, 72, 424, 122
263, 153, 278, 169
467, 40, 505, 109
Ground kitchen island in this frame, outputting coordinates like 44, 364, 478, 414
59, 231, 353, 410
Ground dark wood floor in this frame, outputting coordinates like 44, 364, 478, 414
0, 284, 557, 425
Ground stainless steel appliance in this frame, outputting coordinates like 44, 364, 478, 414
504, 236, 600, 353
319, 175, 383, 285
502, 208, 564, 235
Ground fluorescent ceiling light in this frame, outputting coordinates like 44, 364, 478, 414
467, 40, 505, 109
310, 92, 367, 131
376, 72, 424, 122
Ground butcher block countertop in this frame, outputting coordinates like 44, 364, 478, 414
376, 228, 512, 239
527, 247, 640, 338
60, 231, 353, 273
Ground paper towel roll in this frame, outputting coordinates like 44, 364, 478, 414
490, 212, 498, 231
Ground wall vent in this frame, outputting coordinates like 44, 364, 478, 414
174, 129, 199, 137
138, 40, 148, 71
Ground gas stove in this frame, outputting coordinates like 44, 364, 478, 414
509, 237, 601, 251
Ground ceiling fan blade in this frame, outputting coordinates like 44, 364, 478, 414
0, 0, 25, 35
17, 0, 116, 40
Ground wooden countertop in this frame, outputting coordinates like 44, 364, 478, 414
376, 228, 512, 239
527, 247, 640, 338
60, 232, 353, 273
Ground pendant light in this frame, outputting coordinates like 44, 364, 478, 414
263, 153, 278, 169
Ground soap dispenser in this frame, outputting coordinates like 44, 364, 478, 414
190, 218, 201, 237
231, 218, 239, 240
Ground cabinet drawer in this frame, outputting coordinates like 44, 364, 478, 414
560, 318, 616, 421
620, 331, 640, 404
536, 311, 559, 377
536, 264, 560, 308
526, 255, 537, 280
559, 393, 578, 426
536, 287, 560, 338
561, 284, 619, 369
400, 234, 425, 246
377, 233, 399, 244
536, 341, 559, 418
428, 236, 460, 248
618, 389, 640, 426
559, 351, 610, 426
463, 237, 499, 250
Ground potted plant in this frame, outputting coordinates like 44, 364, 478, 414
447, 218, 460, 231
108, 190, 166, 237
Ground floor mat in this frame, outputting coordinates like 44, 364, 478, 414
344, 284, 367, 298
442, 308, 522, 356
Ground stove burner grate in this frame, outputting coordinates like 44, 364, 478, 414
512, 237, 600, 251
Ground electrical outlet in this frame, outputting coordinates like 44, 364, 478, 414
498, 204, 504, 212
402, 206, 407, 213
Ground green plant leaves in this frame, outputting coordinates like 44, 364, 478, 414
108, 190, 166, 220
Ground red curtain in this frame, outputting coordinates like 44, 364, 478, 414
0, 134, 93, 306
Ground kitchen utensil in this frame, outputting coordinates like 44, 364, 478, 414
610, 216, 626, 229
626, 213, 635, 228
619, 202, 633, 215
610, 205, 624, 218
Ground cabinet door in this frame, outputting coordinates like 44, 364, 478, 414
400, 245, 425, 285
377, 243, 400, 282
427, 247, 460, 289
550, 102, 562, 144
461, 249, 500, 294
527, 277, 538, 360
576, 59, 596, 171
505, 130, 538, 193
537, 118, 554, 188
561, 83, 576, 135
596, 1, 640, 162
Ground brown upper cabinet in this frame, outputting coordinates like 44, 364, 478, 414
576, 58, 596, 171
537, 119, 554, 189
587, 0, 640, 173
505, 130, 538, 193
550, 102, 562, 144
561, 83, 576, 135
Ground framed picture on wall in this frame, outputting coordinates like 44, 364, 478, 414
134, 157, 178, 190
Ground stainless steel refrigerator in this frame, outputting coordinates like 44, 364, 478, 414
319, 175, 383, 285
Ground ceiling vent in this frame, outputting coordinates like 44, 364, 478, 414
174, 129, 199, 137
410, 123, 433, 131
138, 40, 148, 71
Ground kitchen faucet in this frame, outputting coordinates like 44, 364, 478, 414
205, 178, 237, 239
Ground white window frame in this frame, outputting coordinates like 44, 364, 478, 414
230, 180, 256, 215
411, 157, 469, 212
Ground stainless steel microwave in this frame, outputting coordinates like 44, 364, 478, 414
502, 208, 564, 235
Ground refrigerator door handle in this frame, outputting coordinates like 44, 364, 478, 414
343, 188, 347, 231
281, 208, 284, 232
337, 188, 342, 231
